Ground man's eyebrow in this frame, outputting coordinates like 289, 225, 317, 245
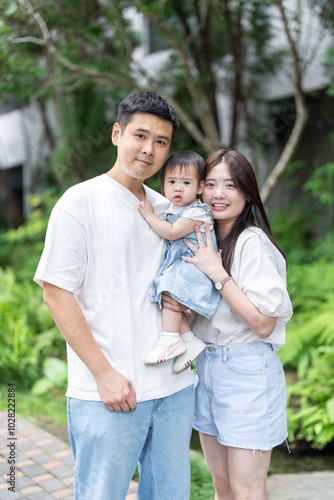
134, 127, 171, 142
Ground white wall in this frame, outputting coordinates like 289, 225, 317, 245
0, 99, 58, 216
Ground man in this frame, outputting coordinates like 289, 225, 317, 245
34, 92, 195, 500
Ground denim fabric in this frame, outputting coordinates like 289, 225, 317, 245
152, 201, 221, 319
67, 385, 194, 500
193, 343, 287, 450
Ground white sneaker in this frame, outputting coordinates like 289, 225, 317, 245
173, 336, 206, 373
145, 336, 187, 365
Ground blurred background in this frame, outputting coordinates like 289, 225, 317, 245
0, 0, 334, 494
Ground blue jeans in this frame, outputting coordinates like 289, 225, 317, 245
67, 385, 194, 500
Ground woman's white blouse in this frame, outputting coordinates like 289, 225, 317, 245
191, 227, 293, 350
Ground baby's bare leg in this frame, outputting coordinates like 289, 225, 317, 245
162, 307, 183, 333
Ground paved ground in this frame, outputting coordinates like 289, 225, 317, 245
267, 470, 334, 499
1, 411, 334, 499
0, 411, 137, 499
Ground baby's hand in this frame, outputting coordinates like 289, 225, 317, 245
138, 200, 154, 219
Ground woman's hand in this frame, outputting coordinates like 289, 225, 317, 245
138, 200, 154, 220
181, 225, 227, 283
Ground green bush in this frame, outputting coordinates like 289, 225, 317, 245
32, 357, 68, 395
0, 188, 59, 280
0, 190, 67, 391
286, 346, 334, 448
0, 266, 65, 388
281, 246, 334, 449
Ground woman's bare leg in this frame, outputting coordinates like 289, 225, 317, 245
200, 433, 271, 500
199, 433, 233, 500
228, 447, 271, 500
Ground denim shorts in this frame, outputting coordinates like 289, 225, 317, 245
193, 342, 287, 451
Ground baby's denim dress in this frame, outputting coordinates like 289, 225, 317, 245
151, 201, 221, 319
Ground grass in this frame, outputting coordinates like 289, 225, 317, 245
0, 384, 69, 443
190, 449, 215, 499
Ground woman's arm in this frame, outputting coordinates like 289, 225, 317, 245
43, 282, 137, 412
181, 226, 276, 338
138, 200, 200, 240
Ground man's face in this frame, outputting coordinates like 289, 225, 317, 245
112, 112, 173, 181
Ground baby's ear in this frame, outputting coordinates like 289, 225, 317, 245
197, 180, 204, 195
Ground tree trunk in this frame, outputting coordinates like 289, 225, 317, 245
0, 169, 24, 228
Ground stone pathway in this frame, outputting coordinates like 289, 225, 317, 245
0, 412, 137, 499
1, 411, 334, 499
267, 470, 334, 499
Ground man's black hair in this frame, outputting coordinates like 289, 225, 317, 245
117, 91, 179, 138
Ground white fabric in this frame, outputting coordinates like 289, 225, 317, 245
167, 203, 214, 231
34, 174, 195, 402
191, 227, 293, 350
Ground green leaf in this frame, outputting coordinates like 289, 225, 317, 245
43, 358, 67, 385
31, 378, 53, 396
326, 397, 334, 423
5, 3, 17, 15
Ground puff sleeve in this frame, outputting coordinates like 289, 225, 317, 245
234, 231, 293, 325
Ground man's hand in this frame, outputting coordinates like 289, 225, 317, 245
95, 365, 137, 413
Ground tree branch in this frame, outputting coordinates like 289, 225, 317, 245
11, 0, 209, 151
9, 36, 46, 46
260, 0, 309, 204
132, 0, 220, 152
14, 0, 136, 88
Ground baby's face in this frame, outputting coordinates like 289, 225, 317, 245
163, 164, 204, 207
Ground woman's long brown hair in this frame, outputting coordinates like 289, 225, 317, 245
205, 149, 286, 274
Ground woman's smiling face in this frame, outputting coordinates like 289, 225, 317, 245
202, 162, 247, 236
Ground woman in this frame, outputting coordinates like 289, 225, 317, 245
165, 149, 293, 500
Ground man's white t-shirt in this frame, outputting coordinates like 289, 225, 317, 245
34, 174, 195, 402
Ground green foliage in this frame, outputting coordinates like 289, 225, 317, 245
303, 161, 334, 209
0, 267, 65, 388
280, 253, 334, 449
0, 0, 51, 104
48, 85, 116, 186
0, 190, 66, 390
270, 208, 315, 264
0, 188, 58, 279
281, 257, 334, 368
287, 347, 334, 448
270, 150, 334, 264
32, 357, 67, 395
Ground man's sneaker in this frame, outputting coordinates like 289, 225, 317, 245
173, 336, 206, 373
145, 335, 187, 365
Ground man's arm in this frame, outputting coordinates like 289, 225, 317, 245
43, 282, 137, 412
